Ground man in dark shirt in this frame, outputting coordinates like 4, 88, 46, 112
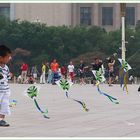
91, 58, 103, 71
78, 60, 86, 84
91, 58, 103, 85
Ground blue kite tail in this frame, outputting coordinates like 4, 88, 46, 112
97, 86, 119, 104
65, 91, 69, 98
34, 98, 50, 119
65, 91, 89, 112
72, 99, 89, 112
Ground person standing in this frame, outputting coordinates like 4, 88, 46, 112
61, 64, 67, 79
45, 62, 50, 77
0, 45, 12, 126
91, 58, 103, 71
40, 62, 46, 84
78, 60, 86, 85
50, 59, 59, 84
108, 57, 115, 86
67, 61, 75, 82
91, 58, 103, 85
47, 68, 52, 84
21, 62, 28, 84
31, 65, 39, 83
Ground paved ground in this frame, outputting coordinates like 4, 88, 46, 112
0, 83, 140, 137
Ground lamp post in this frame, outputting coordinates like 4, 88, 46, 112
120, 3, 126, 61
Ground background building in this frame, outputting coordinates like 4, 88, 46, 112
0, 3, 140, 31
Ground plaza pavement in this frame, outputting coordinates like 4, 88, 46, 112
0, 83, 140, 137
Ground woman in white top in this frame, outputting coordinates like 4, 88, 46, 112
67, 61, 74, 82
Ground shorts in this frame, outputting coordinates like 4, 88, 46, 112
109, 71, 114, 77
79, 72, 84, 78
0, 90, 11, 115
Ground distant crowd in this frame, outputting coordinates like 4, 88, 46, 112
15, 56, 134, 86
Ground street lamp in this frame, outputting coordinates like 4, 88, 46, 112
120, 3, 126, 61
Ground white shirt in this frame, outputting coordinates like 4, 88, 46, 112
68, 65, 74, 73
0, 65, 10, 92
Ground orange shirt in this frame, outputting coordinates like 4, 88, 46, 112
50, 62, 59, 72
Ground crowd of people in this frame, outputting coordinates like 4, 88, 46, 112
16, 56, 119, 86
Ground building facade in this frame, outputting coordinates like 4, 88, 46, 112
0, 3, 140, 31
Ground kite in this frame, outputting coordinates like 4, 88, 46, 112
92, 68, 119, 104
118, 58, 132, 94
25, 85, 49, 119
56, 79, 89, 112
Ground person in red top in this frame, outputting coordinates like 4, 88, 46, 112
21, 62, 28, 84
61, 64, 67, 79
50, 59, 59, 84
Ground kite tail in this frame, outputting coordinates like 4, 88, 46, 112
120, 69, 125, 87
65, 91, 89, 112
65, 91, 69, 98
72, 99, 89, 112
34, 98, 50, 119
97, 85, 119, 104
123, 72, 128, 94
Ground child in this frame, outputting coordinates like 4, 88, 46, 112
0, 45, 12, 126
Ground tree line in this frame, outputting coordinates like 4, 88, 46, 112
0, 16, 139, 76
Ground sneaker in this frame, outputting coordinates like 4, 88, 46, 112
0, 120, 10, 127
